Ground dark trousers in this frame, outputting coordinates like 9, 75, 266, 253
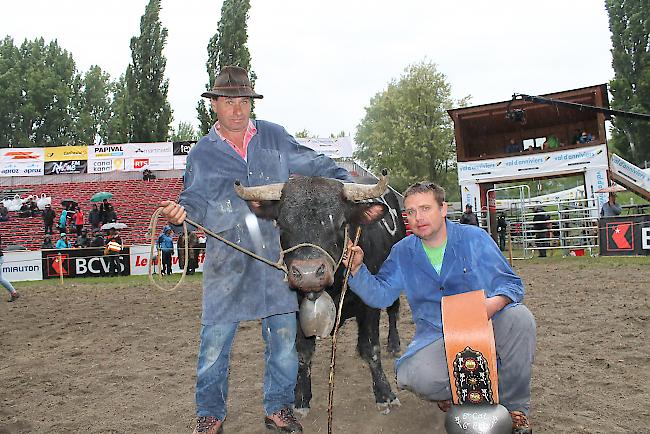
44, 222, 53, 234
162, 251, 173, 275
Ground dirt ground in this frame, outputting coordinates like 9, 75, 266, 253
1, 257, 648, 434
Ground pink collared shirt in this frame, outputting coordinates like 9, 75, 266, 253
215, 120, 257, 161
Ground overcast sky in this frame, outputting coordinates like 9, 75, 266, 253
0, 0, 614, 139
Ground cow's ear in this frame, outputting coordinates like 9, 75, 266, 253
247, 200, 280, 220
348, 203, 388, 225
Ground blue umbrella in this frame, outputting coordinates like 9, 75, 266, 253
90, 192, 113, 202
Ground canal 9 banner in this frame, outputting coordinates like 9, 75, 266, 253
87, 144, 125, 174
0, 148, 45, 177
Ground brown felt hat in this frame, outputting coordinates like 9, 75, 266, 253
201, 66, 263, 99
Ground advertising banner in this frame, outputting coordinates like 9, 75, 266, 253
123, 142, 173, 158
3, 251, 43, 282
610, 154, 650, 195
584, 168, 608, 217
41, 247, 131, 278
457, 145, 608, 183
87, 158, 125, 174
599, 215, 650, 256
129, 244, 205, 276
45, 146, 88, 162
123, 156, 174, 172
0, 147, 45, 163
173, 141, 196, 156
460, 182, 482, 211
173, 155, 188, 170
0, 148, 45, 177
87, 144, 125, 159
44, 160, 88, 175
0, 160, 44, 177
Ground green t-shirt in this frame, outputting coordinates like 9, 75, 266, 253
422, 239, 447, 274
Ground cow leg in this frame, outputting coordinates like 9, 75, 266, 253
294, 324, 315, 417
386, 298, 401, 357
356, 307, 400, 413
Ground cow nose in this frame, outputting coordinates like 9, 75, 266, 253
287, 259, 334, 292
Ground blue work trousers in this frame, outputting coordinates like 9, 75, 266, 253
195, 311, 298, 420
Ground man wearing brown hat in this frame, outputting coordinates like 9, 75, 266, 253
160, 66, 352, 434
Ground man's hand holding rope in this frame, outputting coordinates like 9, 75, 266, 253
160, 200, 186, 225
342, 240, 364, 276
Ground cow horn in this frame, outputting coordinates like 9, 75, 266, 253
234, 180, 284, 201
343, 169, 389, 201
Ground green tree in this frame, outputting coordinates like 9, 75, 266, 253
0, 37, 78, 147
0, 37, 22, 146
197, 0, 255, 134
73, 65, 111, 145
294, 129, 312, 139
606, 0, 650, 165
354, 61, 465, 194
120, 0, 172, 143
106, 74, 131, 144
170, 121, 199, 141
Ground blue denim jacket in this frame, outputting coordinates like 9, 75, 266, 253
179, 120, 351, 324
348, 219, 524, 369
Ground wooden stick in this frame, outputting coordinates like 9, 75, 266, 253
327, 227, 362, 434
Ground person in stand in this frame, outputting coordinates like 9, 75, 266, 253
0, 202, 10, 222
41, 235, 54, 250
497, 212, 508, 251
90, 230, 105, 248
160, 66, 352, 434
58, 207, 69, 233
104, 229, 123, 277
157, 227, 174, 275
42, 204, 56, 234
600, 192, 622, 217
75, 228, 91, 248
89, 204, 101, 231
532, 206, 550, 258
459, 204, 479, 226
342, 182, 535, 434
74, 206, 85, 236
55, 233, 71, 249
0, 235, 20, 302
27, 197, 40, 217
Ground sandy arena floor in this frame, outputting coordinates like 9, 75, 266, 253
1, 257, 648, 433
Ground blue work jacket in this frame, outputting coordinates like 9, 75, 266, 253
178, 120, 352, 324
348, 219, 524, 369
157, 233, 174, 253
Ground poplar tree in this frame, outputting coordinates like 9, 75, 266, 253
121, 0, 172, 142
606, 0, 650, 166
197, 0, 255, 134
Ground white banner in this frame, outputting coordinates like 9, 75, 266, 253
173, 155, 188, 170
87, 144, 125, 159
0, 147, 45, 162
124, 156, 174, 172
584, 168, 609, 217
0, 160, 44, 177
460, 183, 481, 210
87, 158, 125, 174
611, 154, 650, 194
122, 142, 173, 158
129, 244, 204, 276
3, 251, 43, 282
458, 145, 608, 183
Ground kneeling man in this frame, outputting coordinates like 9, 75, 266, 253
343, 182, 535, 434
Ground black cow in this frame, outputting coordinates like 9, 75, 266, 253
177, 231, 203, 275
235, 172, 406, 414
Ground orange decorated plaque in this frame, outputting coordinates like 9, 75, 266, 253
441, 290, 499, 405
